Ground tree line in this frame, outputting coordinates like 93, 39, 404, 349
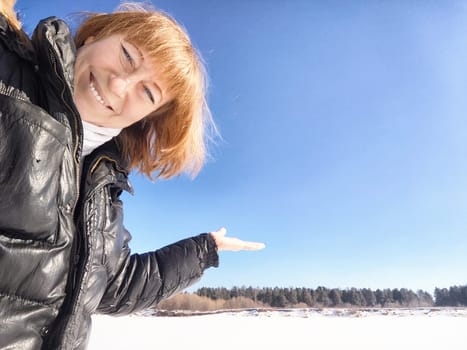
434, 286, 467, 306
155, 285, 467, 311
194, 286, 435, 308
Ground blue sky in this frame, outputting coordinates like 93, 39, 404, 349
17, 0, 467, 295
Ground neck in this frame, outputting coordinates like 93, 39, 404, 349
81, 120, 122, 157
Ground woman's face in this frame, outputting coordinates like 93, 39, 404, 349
73, 34, 170, 128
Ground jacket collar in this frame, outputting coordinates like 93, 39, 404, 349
32, 16, 76, 96
88, 139, 129, 173
82, 139, 134, 195
31, 16, 83, 161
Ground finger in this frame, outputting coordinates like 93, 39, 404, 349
240, 241, 266, 251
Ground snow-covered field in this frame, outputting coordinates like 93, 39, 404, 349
88, 308, 467, 349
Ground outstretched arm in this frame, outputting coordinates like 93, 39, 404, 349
97, 231, 219, 315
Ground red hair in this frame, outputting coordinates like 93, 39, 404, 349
75, 3, 216, 179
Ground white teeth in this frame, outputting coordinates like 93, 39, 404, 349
89, 81, 106, 106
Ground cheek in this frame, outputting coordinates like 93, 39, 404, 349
125, 101, 154, 123
73, 53, 89, 89
73, 66, 89, 102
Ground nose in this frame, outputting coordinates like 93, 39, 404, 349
109, 74, 130, 98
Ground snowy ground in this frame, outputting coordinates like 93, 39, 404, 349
88, 308, 467, 349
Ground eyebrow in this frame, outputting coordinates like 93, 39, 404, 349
124, 40, 143, 61
125, 40, 164, 101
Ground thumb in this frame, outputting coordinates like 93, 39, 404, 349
213, 227, 227, 237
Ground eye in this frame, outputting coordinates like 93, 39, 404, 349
121, 44, 135, 69
144, 86, 155, 103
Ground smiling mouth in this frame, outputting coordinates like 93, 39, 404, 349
89, 74, 113, 111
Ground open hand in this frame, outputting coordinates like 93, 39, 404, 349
210, 227, 266, 252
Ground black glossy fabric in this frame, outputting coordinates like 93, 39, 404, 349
0, 15, 219, 350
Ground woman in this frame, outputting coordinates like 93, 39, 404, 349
0, 1, 264, 349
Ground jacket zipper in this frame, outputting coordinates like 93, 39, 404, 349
47, 48, 85, 348
90, 155, 128, 176
48, 48, 82, 205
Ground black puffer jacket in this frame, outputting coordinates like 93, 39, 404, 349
0, 15, 219, 350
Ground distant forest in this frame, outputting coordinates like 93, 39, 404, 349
155, 285, 467, 311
